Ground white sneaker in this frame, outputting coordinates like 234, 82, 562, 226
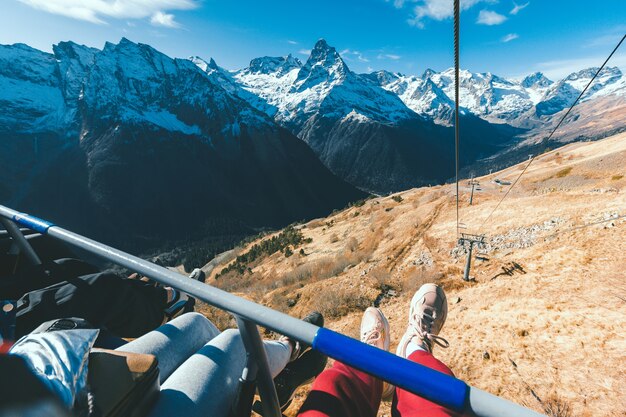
396, 283, 449, 358
361, 307, 394, 400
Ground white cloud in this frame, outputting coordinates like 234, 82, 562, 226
17, 0, 197, 27
150, 11, 179, 28
501, 33, 519, 42
386, 0, 406, 8
298, 49, 311, 56
406, 0, 491, 28
477, 10, 507, 25
510, 1, 529, 15
287, 40, 298, 45
340, 49, 370, 63
377, 53, 402, 60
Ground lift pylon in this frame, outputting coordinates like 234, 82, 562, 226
458, 233, 486, 281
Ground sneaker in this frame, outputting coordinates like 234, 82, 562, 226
189, 268, 206, 283
255, 312, 327, 413
396, 283, 449, 358
361, 307, 390, 350
361, 307, 394, 399
163, 288, 195, 320
280, 311, 324, 362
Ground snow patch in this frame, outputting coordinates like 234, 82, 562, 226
141, 110, 201, 135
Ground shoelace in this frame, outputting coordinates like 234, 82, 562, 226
412, 311, 449, 350
362, 324, 383, 346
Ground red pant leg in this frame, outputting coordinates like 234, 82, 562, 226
297, 360, 382, 417
392, 350, 465, 417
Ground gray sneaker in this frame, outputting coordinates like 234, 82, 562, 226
396, 283, 449, 357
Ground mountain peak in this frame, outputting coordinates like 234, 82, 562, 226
247, 55, 302, 76
314, 38, 330, 49
366, 70, 399, 86
53, 41, 98, 62
115, 37, 141, 52
295, 40, 349, 88
521, 72, 553, 88
309, 39, 341, 65
110, 37, 160, 57
422, 68, 436, 79
189, 56, 211, 72
103, 37, 140, 54
566, 66, 622, 81
284, 53, 301, 68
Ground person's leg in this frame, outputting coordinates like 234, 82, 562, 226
147, 328, 292, 417
297, 307, 389, 417
392, 350, 462, 417
253, 312, 328, 414
393, 283, 462, 417
118, 312, 220, 383
298, 361, 382, 417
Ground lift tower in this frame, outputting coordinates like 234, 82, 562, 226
458, 233, 485, 281
468, 178, 480, 205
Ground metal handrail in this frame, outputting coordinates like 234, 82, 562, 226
0, 204, 546, 417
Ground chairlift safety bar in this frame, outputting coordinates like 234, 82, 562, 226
0, 205, 546, 417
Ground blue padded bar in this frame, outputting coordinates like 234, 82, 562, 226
313, 327, 469, 412
12, 213, 54, 234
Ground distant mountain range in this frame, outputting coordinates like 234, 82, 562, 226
220, 39, 624, 189
0, 39, 364, 252
226, 39, 520, 192
1, 37, 624, 250
370, 66, 625, 125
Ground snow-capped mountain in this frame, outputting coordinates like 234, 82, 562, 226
521, 72, 553, 89
370, 65, 625, 128
372, 68, 538, 124
3, 36, 624, 227
0, 43, 79, 135
219, 39, 515, 193
229, 38, 624, 142
536, 67, 624, 116
0, 38, 365, 251
232, 40, 415, 128
229, 39, 431, 192
363, 70, 455, 125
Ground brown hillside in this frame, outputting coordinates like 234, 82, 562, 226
199, 132, 626, 417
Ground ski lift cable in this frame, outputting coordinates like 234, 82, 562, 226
477, 33, 626, 232
454, 0, 461, 238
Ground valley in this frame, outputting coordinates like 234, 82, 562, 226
198, 132, 626, 417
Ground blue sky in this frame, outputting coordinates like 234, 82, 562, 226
2, 0, 625, 80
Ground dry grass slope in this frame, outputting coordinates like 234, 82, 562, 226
199, 132, 626, 416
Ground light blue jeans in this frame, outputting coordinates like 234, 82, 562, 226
118, 312, 291, 417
